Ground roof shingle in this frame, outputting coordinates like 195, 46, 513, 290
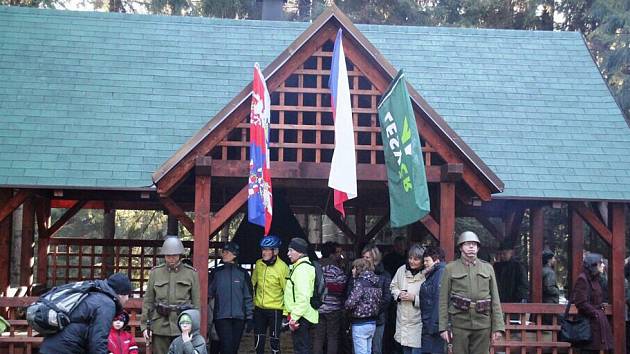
1, 6, 630, 200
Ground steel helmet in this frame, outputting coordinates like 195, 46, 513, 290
260, 235, 281, 249
457, 231, 481, 246
160, 235, 185, 255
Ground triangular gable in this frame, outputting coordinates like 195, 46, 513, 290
153, 5, 503, 200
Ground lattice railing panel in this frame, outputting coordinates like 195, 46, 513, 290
210, 39, 439, 167
45, 239, 228, 296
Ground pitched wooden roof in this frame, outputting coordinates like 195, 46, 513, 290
1, 6, 629, 201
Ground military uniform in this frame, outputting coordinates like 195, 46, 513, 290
141, 262, 201, 354
438, 257, 504, 354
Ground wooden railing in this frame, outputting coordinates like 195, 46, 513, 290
491, 303, 612, 354
0, 299, 614, 354
0, 297, 146, 354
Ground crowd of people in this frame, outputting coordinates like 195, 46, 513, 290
32, 232, 629, 354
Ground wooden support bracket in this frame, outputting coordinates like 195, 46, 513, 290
160, 197, 195, 235
0, 190, 32, 223
420, 213, 440, 241
48, 200, 88, 237
324, 207, 357, 242
569, 202, 612, 245
209, 185, 249, 238
365, 214, 390, 243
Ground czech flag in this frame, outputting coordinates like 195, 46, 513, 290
328, 29, 357, 217
248, 63, 273, 235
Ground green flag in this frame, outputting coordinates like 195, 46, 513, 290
377, 70, 430, 228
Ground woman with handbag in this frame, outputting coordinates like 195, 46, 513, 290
572, 253, 613, 353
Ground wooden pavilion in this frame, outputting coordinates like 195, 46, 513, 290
0, 5, 629, 353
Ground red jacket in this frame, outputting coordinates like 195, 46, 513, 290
108, 328, 139, 354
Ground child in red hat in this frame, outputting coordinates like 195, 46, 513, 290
108, 310, 139, 354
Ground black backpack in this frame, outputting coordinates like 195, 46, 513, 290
288, 259, 328, 310
26, 280, 111, 335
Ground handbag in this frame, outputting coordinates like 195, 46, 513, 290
559, 286, 592, 345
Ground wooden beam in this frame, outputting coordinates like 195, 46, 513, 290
35, 198, 51, 287
504, 207, 525, 245
530, 207, 544, 303
0, 190, 12, 295
471, 213, 504, 241
366, 214, 389, 243
440, 183, 456, 261
324, 207, 357, 242
570, 202, 612, 245
207, 160, 445, 183
0, 190, 31, 223
20, 197, 35, 287
568, 207, 584, 292
209, 185, 248, 238
440, 163, 463, 182
420, 214, 440, 241
160, 197, 195, 235
356, 208, 366, 243
193, 173, 211, 339
48, 200, 88, 237
610, 203, 626, 353
167, 215, 179, 235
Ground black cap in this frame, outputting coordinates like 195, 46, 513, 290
542, 250, 555, 264
223, 241, 240, 256
107, 273, 132, 295
288, 237, 308, 254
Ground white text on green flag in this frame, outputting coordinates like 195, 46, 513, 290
377, 70, 430, 227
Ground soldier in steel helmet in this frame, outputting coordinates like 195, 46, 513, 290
438, 231, 504, 354
141, 235, 201, 354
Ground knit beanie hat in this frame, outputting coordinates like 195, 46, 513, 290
288, 238, 308, 254
113, 311, 130, 326
542, 250, 555, 265
107, 273, 132, 295
223, 241, 240, 257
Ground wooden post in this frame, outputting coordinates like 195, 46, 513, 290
20, 197, 35, 288
36, 198, 51, 287
610, 203, 626, 353
193, 157, 212, 339
167, 214, 179, 235
356, 207, 366, 245
530, 206, 544, 303
439, 182, 455, 261
102, 206, 116, 277
569, 207, 584, 293
0, 189, 12, 295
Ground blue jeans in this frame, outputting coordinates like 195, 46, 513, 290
372, 323, 384, 354
352, 321, 376, 354
402, 346, 422, 354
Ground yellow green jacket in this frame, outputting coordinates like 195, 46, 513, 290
252, 257, 289, 310
283, 257, 319, 324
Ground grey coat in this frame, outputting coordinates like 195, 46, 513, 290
168, 309, 207, 354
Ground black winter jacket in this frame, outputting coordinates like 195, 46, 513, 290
39, 280, 122, 354
208, 262, 254, 321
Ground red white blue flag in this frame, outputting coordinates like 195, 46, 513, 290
248, 63, 273, 235
328, 29, 357, 217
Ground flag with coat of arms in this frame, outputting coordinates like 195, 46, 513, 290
248, 63, 273, 235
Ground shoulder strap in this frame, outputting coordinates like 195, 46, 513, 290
289, 259, 314, 303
